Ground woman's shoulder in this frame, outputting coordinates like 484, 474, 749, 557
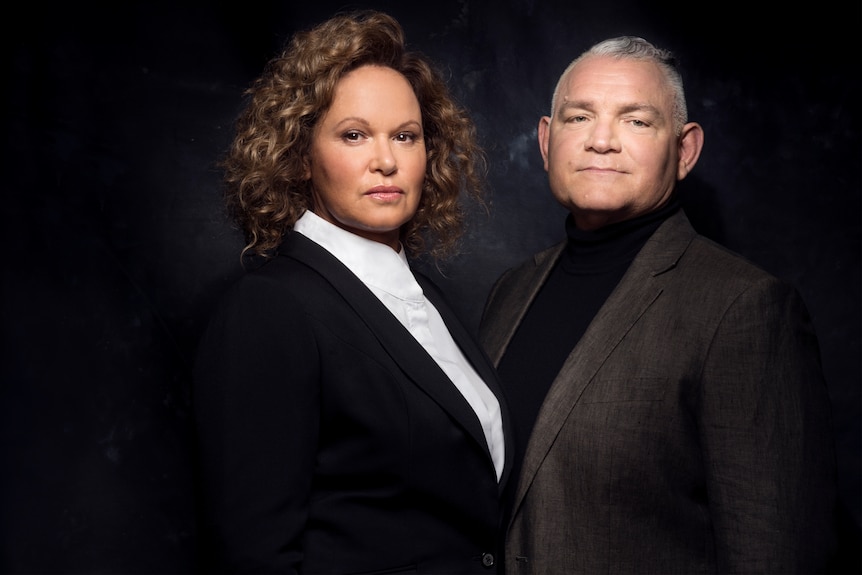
225, 253, 334, 305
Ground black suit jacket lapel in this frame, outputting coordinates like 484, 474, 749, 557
279, 232, 494, 466
419, 273, 515, 489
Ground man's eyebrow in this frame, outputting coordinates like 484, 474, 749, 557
556, 100, 664, 120
556, 100, 591, 116
558, 100, 661, 116
617, 103, 662, 117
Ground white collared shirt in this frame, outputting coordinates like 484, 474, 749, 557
294, 210, 504, 480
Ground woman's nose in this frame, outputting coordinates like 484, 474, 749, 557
371, 139, 397, 174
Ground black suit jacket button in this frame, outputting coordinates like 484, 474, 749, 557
481, 552, 495, 567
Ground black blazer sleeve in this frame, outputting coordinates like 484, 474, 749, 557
193, 270, 321, 573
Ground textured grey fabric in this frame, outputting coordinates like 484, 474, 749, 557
480, 210, 837, 574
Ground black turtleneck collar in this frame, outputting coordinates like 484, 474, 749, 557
561, 196, 681, 274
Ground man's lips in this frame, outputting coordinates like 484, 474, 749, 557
579, 166, 624, 174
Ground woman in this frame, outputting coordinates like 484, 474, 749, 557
193, 10, 512, 574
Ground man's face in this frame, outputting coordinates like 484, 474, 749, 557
539, 55, 695, 230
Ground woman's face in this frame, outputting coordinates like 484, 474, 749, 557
306, 65, 426, 251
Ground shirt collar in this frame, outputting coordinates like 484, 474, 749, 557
293, 210, 423, 301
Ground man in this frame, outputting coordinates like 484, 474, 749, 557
479, 36, 837, 574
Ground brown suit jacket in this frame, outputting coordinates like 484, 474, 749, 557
479, 210, 837, 574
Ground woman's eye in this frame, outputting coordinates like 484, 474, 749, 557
343, 131, 362, 141
395, 132, 415, 142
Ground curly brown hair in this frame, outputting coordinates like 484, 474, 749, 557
221, 10, 486, 261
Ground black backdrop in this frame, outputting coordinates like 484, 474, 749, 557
3, 1, 860, 572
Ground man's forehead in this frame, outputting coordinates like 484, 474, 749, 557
557, 58, 672, 109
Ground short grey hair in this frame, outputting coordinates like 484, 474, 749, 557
550, 36, 688, 134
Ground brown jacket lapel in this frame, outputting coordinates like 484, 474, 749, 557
491, 211, 698, 519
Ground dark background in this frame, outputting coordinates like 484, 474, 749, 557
3, 1, 859, 572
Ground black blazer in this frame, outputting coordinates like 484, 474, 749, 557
194, 231, 513, 574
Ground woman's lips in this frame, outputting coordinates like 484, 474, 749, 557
365, 186, 404, 200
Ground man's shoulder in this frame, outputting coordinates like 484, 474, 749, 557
489, 242, 564, 291
650, 210, 779, 284
684, 234, 777, 283
508, 241, 565, 274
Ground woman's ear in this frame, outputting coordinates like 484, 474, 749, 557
302, 155, 312, 181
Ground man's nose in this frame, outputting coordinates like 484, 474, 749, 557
585, 120, 619, 153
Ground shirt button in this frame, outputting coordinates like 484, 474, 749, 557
481, 552, 495, 567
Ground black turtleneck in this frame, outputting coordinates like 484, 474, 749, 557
497, 197, 680, 491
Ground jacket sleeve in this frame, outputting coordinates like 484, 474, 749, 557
698, 276, 837, 573
192, 274, 321, 573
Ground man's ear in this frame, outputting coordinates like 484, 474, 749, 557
538, 116, 552, 172
677, 122, 704, 180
